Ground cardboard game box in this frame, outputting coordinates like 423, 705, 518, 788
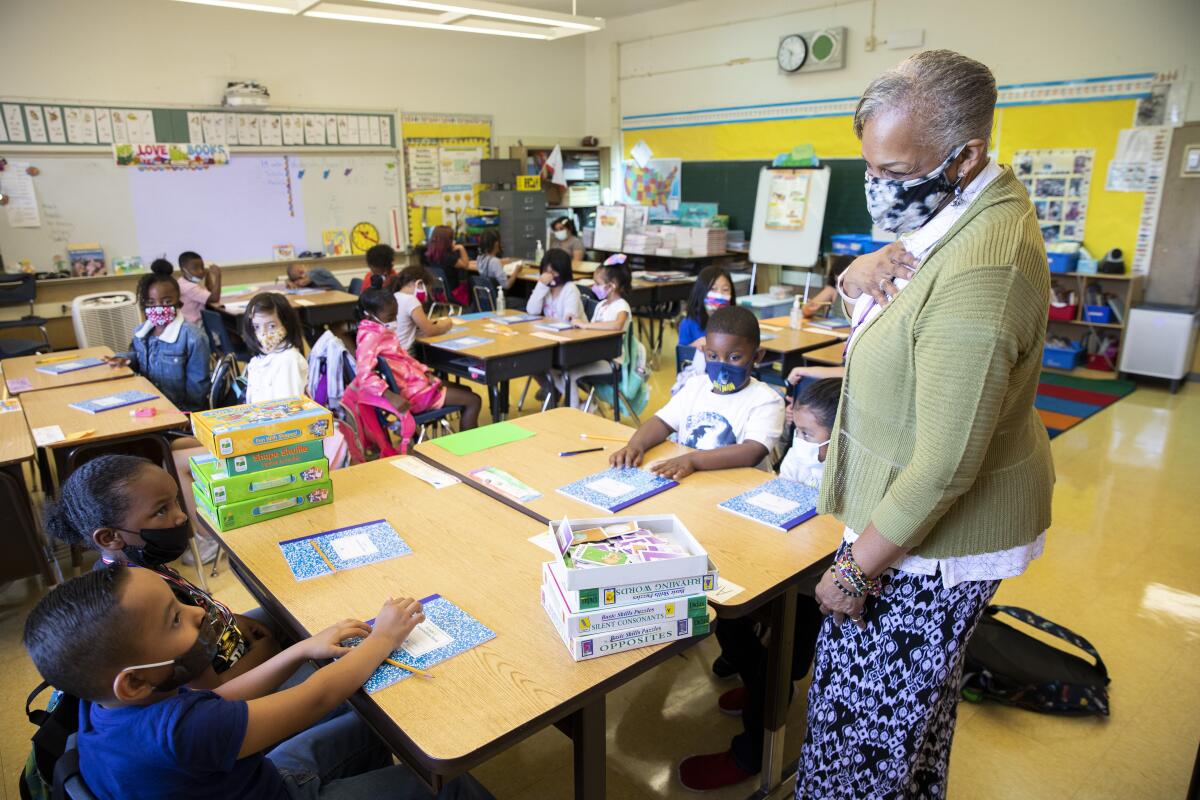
190, 454, 330, 506
541, 562, 707, 636
191, 398, 332, 459
543, 558, 719, 613
193, 479, 334, 532
207, 440, 326, 476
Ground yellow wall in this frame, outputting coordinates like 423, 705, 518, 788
624, 98, 1143, 259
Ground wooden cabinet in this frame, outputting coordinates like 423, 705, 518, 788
1047, 272, 1144, 371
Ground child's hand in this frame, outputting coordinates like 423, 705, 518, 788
609, 443, 645, 468
371, 597, 425, 650
301, 618, 372, 660
104, 356, 131, 368
537, 272, 555, 286
840, 241, 917, 306
648, 453, 695, 480
787, 365, 843, 384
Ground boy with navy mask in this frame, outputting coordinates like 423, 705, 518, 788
610, 305, 783, 478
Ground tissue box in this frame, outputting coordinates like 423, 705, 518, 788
191, 454, 329, 506
193, 480, 333, 532
191, 397, 332, 458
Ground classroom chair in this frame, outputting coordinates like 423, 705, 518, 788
632, 299, 680, 369
0, 273, 51, 359
200, 308, 251, 362
470, 274, 498, 312
0, 465, 56, 584
424, 266, 462, 318
375, 356, 463, 444
55, 734, 99, 800
348, 277, 364, 296
676, 344, 696, 375
208, 354, 246, 409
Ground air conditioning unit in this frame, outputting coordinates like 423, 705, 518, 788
72, 292, 140, 351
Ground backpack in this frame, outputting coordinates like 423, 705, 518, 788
590, 327, 650, 418
19, 680, 81, 800
961, 605, 1110, 716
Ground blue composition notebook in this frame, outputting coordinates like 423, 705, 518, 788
68, 389, 158, 414
492, 314, 539, 325
557, 467, 678, 513
435, 335, 493, 351
36, 357, 106, 375
351, 594, 496, 693
279, 519, 412, 580
718, 478, 818, 531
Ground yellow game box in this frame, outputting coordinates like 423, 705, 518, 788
191, 397, 333, 459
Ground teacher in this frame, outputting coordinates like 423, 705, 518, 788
799, 50, 1054, 798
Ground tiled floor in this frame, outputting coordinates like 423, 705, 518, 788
1, 329, 1197, 799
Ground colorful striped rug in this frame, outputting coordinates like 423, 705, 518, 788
1036, 372, 1136, 439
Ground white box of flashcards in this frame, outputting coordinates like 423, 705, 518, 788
547, 514, 710, 592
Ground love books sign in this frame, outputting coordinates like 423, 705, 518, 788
113, 142, 230, 170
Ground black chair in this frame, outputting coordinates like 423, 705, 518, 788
424, 266, 461, 317
59, 733, 99, 800
0, 466, 55, 584
348, 277, 364, 296
200, 308, 250, 362
208, 354, 245, 409
676, 344, 697, 375
375, 356, 463, 443
470, 275, 497, 312
0, 273, 50, 359
581, 292, 599, 321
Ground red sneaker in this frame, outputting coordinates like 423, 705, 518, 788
678, 750, 755, 792
718, 686, 746, 716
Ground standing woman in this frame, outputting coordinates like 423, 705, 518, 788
799, 50, 1054, 798
548, 216, 585, 266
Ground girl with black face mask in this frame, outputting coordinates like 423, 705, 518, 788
43, 455, 283, 689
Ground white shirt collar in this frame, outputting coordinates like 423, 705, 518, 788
900, 159, 1004, 260
135, 313, 185, 344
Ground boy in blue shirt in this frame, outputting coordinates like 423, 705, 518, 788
23, 565, 490, 800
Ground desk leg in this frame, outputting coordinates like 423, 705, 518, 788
487, 383, 503, 423
758, 586, 798, 797
571, 698, 606, 800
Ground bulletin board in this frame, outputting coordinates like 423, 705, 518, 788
399, 112, 492, 246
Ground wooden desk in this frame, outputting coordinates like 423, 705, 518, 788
0, 398, 56, 583
221, 288, 360, 330
197, 457, 710, 800
0, 399, 35, 467
757, 324, 841, 377
20, 375, 187, 447
416, 408, 841, 797
802, 342, 846, 367
3, 347, 131, 395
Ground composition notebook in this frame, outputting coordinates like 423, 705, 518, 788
279, 519, 412, 581
351, 594, 496, 693
718, 477, 818, 531
68, 389, 158, 414
557, 467, 678, 513
35, 356, 106, 375
434, 335, 493, 351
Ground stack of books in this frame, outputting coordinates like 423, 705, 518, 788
539, 515, 716, 661
189, 398, 335, 532
623, 231, 663, 254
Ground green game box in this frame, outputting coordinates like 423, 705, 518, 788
190, 454, 330, 506
193, 479, 333, 532
207, 439, 326, 476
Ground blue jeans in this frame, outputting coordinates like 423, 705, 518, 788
269, 709, 492, 800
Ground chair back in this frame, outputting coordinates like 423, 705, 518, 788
208, 354, 243, 409
676, 344, 696, 375
0, 273, 36, 313
348, 277, 364, 296
470, 275, 497, 312
581, 292, 599, 321
200, 308, 247, 361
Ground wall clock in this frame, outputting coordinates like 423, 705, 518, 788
350, 221, 380, 254
777, 34, 808, 73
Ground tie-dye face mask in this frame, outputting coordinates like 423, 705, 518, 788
864, 143, 965, 234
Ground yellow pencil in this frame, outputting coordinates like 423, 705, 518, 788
310, 540, 336, 573
36, 354, 78, 365
385, 657, 435, 679
579, 433, 629, 444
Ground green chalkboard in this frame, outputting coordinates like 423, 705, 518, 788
681, 159, 872, 253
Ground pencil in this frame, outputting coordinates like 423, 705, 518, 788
385, 658, 435, 679
35, 354, 78, 365
579, 433, 629, 443
310, 540, 336, 573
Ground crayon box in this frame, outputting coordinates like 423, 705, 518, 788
191, 454, 330, 506
191, 397, 332, 459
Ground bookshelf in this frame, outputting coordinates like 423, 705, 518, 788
508, 144, 611, 212
1047, 272, 1143, 371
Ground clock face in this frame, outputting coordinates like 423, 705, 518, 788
778, 34, 808, 73
350, 222, 380, 255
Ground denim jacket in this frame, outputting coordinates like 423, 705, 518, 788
123, 315, 211, 412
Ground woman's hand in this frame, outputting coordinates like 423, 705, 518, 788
815, 569, 867, 630
840, 241, 918, 306
301, 618, 372, 660
648, 453, 695, 480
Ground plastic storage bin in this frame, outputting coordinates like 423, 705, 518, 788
1048, 304, 1078, 322
831, 234, 890, 256
1084, 305, 1114, 323
1047, 251, 1080, 273
1042, 342, 1085, 370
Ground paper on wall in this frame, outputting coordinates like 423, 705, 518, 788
406, 145, 440, 191
65, 108, 97, 144
0, 162, 42, 228
357, 116, 373, 145
365, 117, 381, 146
304, 114, 325, 145
0, 112, 6, 141
325, 114, 339, 144
202, 113, 226, 145
337, 116, 357, 145
260, 115, 283, 146
377, 116, 391, 146
237, 114, 259, 146
1132, 126, 1173, 273
187, 112, 205, 143
282, 114, 304, 146
43, 107, 66, 143
108, 109, 128, 142
94, 108, 113, 143
3, 104, 26, 142
24, 106, 48, 142
1012, 148, 1093, 244
630, 139, 653, 169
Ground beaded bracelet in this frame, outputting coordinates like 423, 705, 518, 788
828, 568, 863, 598
833, 550, 883, 597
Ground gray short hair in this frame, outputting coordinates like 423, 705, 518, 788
853, 50, 997, 154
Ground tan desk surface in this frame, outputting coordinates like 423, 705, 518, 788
0, 399, 35, 466
472, 310, 622, 347
222, 288, 358, 308
416, 409, 842, 615
758, 325, 840, 356
803, 342, 846, 366
206, 457, 712, 768
20, 375, 187, 447
420, 315, 560, 360
3, 347, 132, 395
761, 316, 850, 340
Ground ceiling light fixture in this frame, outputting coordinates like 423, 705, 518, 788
172, 0, 306, 14
360, 0, 602, 32
305, 5, 551, 39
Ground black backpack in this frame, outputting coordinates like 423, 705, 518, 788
19, 680, 82, 800
961, 605, 1110, 716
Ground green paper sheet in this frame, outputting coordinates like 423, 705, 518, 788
429, 422, 535, 457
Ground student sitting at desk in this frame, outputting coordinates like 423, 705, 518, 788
285, 262, 345, 292
393, 266, 452, 351
424, 224, 470, 304
241, 293, 309, 404
362, 244, 400, 294
475, 229, 517, 292
679, 265, 737, 348
610, 305, 783, 478
177, 251, 222, 326
560, 255, 638, 409
526, 249, 585, 321
549, 215, 585, 266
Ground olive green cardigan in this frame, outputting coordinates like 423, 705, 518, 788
818, 166, 1055, 559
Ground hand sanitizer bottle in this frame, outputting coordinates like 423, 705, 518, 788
534, 239, 545, 264
790, 295, 802, 330
496, 286, 506, 312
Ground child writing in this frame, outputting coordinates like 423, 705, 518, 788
526, 249, 585, 322
474, 229, 517, 293
362, 244, 400, 294
104, 259, 210, 412
679, 265, 736, 348
558, 255, 633, 409
611, 305, 784, 478
393, 266, 453, 351
679, 378, 841, 791
241, 292, 309, 404
43, 455, 281, 690
24, 565, 490, 799
177, 250, 223, 326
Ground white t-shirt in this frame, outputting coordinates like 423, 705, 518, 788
245, 347, 309, 404
655, 373, 784, 469
592, 296, 631, 328
393, 291, 423, 351
527, 281, 585, 321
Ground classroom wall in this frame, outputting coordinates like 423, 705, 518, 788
0, 0, 587, 146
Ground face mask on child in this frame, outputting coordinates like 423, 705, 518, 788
145, 305, 177, 328
117, 520, 192, 566
788, 437, 830, 489
121, 608, 220, 691
704, 292, 731, 313
592, 283, 610, 300
554, 229, 569, 241
706, 360, 750, 394
258, 327, 288, 353
183, 272, 204, 284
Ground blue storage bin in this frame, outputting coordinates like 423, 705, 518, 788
1047, 251, 1079, 273
1084, 305, 1113, 323
831, 234, 890, 256
1042, 342, 1084, 370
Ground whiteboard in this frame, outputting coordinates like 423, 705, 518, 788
749, 166, 831, 268
0, 152, 402, 270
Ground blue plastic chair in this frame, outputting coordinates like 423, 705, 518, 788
375, 356, 463, 443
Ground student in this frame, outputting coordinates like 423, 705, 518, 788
679, 265, 737, 348
393, 266, 452, 351
104, 260, 210, 412
42, 455, 282, 690
286, 262, 345, 292
23, 565, 490, 800
177, 251, 222, 326
475, 229, 516, 292
559, 256, 633, 408
362, 244, 400, 294
526, 249, 585, 321
801, 256, 851, 318
610, 305, 783, 478
548, 216, 585, 265
241, 292, 309, 404
424, 224, 470, 300
352, 289, 481, 437
679, 379, 840, 791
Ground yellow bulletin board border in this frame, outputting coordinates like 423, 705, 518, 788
399, 112, 492, 247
